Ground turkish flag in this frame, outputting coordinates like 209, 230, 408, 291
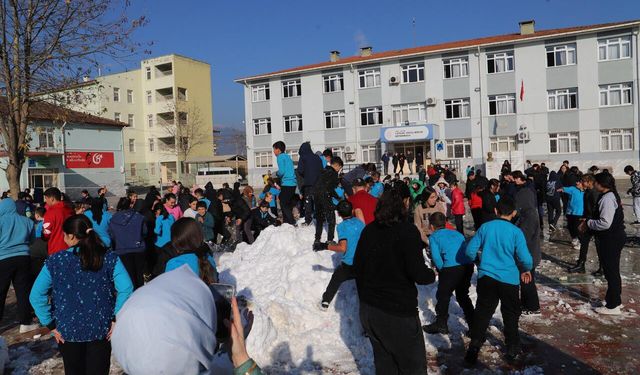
520, 80, 525, 101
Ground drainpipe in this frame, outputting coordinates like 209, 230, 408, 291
476, 45, 485, 170
60, 121, 68, 167
350, 63, 360, 166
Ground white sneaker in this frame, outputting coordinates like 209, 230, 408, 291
19, 323, 39, 333
573, 243, 581, 250
594, 306, 622, 315
571, 238, 579, 246
318, 301, 329, 312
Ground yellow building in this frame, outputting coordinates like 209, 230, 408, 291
48, 54, 214, 186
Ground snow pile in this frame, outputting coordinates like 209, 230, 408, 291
217, 224, 478, 374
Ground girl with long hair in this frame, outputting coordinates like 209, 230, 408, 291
84, 198, 113, 249
30, 215, 133, 375
165, 218, 217, 284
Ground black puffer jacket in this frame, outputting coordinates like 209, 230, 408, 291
297, 142, 323, 188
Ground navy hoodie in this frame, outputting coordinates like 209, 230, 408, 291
109, 209, 147, 255
297, 142, 323, 188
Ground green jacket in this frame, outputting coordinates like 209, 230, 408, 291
409, 179, 426, 200
197, 212, 215, 241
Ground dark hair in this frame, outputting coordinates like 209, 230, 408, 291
18, 192, 27, 200
153, 202, 169, 219
429, 212, 447, 229
336, 200, 353, 218
62, 215, 107, 271
563, 160, 569, 164
594, 172, 617, 191
624, 165, 635, 174
81, 189, 89, 195
188, 195, 198, 204
489, 178, 500, 188
35, 206, 46, 217
548, 170, 558, 181
272, 141, 286, 153
171, 218, 214, 284
323, 148, 333, 157
127, 191, 137, 199
116, 197, 132, 211
43, 187, 62, 201
496, 196, 516, 216
89, 198, 104, 225
331, 156, 344, 167
374, 187, 408, 226
194, 188, 204, 196
164, 193, 176, 202
511, 170, 525, 181
196, 201, 207, 210
581, 174, 595, 184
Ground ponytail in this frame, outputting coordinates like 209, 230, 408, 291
196, 244, 215, 284
63, 215, 107, 271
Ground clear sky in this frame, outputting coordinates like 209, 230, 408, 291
119, 0, 639, 131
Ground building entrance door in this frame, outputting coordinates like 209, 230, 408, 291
390, 142, 431, 175
29, 169, 58, 190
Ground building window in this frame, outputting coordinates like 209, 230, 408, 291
392, 103, 426, 125
284, 115, 303, 133
601, 129, 633, 151
323, 74, 344, 93
401, 63, 425, 83
286, 150, 299, 165
599, 83, 632, 107
324, 111, 346, 129
38, 128, 55, 149
360, 106, 383, 126
255, 151, 273, 168
251, 84, 270, 102
490, 136, 518, 152
598, 36, 631, 61
488, 94, 516, 115
145, 67, 151, 80
146, 90, 152, 104
149, 138, 155, 152
549, 132, 579, 154
443, 57, 469, 79
361, 145, 378, 163
444, 98, 470, 119
127, 114, 134, 126
113, 87, 120, 102
114, 112, 121, 122
127, 89, 133, 103
147, 114, 153, 127
282, 79, 302, 98
128, 139, 135, 152
358, 68, 381, 88
446, 139, 472, 159
331, 146, 345, 160
487, 51, 514, 74
253, 118, 271, 135
548, 88, 578, 110
149, 164, 156, 176
546, 44, 577, 67
130, 163, 137, 177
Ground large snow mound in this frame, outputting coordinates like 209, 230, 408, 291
217, 224, 478, 374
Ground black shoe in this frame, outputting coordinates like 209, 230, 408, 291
422, 321, 449, 334
464, 346, 480, 366
567, 261, 586, 274
505, 345, 522, 362
592, 268, 604, 277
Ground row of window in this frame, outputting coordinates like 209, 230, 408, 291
253, 82, 633, 133
251, 36, 632, 102
128, 138, 159, 153
254, 144, 380, 168
112, 88, 135, 104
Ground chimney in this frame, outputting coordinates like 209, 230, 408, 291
359, 46, 373, 57
519, 20, 535, 35
330, 50, 341, 62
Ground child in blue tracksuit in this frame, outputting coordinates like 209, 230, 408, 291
314, 200, 365, 310
273, 141, 297, 225
423, 212, 475, 334
369, 172, 384, 198
153, 202, 175, 249
559, 181, 585, 249
259, 180, 281, 217
332, 184, 345, 206
464, 196, 533, 365
30, 214, 133, 374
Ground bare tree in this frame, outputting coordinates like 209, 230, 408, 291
157, 101, 211, 163
0, 0, 146, 197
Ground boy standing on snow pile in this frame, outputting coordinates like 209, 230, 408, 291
314, 200, 365, 310
311, 157, 344, 248
273, 141, 297, 225
464, 196, 533, 365
423, 212, 474, 335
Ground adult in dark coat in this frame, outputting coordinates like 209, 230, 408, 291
392, 153, 399, 174
297, 142, 323, 225
381, 152, 390, 175
398, 153, 406, 175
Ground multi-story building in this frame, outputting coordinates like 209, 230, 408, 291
237, 20, 640, 185
49, 54, 214, 186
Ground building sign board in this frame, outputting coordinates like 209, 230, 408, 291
380, 124, 436, 142
65, 152, 115, 169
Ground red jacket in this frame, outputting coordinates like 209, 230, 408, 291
469, 192, 483, 210
451, 187, 465, 215
43, 201, 74, 255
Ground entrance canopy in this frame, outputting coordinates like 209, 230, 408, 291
380, 124, 439, 143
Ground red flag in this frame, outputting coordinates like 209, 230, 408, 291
519, 80, 524, 101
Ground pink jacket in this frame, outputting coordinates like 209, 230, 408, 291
165, 204, 183, 221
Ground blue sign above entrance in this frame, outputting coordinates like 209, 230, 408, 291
380, 124, 437, 142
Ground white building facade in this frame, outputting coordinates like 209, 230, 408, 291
237, 20, 640, 186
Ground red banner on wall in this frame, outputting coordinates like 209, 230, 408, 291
65, 152, 115, 169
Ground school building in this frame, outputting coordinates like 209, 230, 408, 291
236, 19, 640, 185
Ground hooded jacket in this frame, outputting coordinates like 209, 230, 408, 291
43, 201, 74, 255
110, 209, 147, 255
0, 199, 34, 261
296, 142, 323, 188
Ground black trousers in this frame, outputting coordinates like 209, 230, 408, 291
577, 231, 594, 263
359, 302, 427, 375
279, 186, 297, 225
119, 252, 146, 290
454, 214, 464, 235
435, 264, 475, 325
393, 162, 398, 174
59, 339, 111, 375
0, 255, 32, 325
596, 234, 624, 308
322, 263, 355, 304
546, 197, 561, 227
314, 199, 336, 242
303, 187, 315, 224
471, 208, 482, 230
561, 192, 569, 215
520, 268, 540, 311
567, 214, 581, 239
469, 276, 521, 349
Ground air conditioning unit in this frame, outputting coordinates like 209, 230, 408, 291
389, 76, 399, 85
345, 146, 355, 154
346, 154, 356, 162
426, 97, 437, 106
517, 131, 530, 141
